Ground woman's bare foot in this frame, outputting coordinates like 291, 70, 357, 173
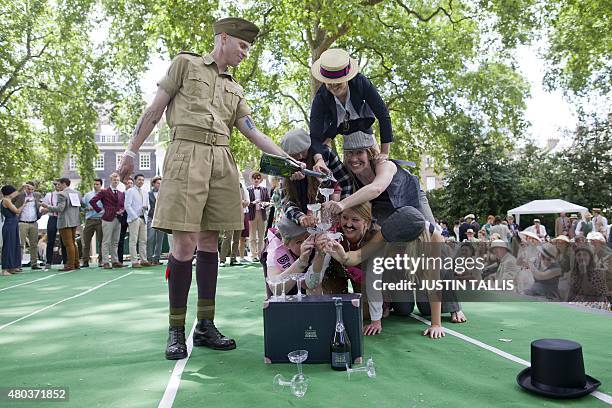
451, 310, 467, 323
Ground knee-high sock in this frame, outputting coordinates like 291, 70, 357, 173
167, 254, 193, 327
196, 251, 218, 321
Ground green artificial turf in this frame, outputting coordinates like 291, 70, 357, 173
0, 264, 610, 407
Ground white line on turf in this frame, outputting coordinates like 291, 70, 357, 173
410, 313, 612, 406
0, 272, 133, 331
158, 319, 197, 408
0, 269, 79, 292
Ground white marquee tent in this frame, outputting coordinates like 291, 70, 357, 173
507, 199, 588, 224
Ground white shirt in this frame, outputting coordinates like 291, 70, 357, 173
241, 184, 250, 214
593, 214, 608, 234
43, 192, 61, 217
525, 224, 547, 240
334, 88, 359, 128
124, 186, 148, 223
20, 194, 37, 222
252, 185, 263, 210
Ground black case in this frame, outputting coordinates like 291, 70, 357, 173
263, 294, 364, 364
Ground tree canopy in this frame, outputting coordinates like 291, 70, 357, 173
1, 0, 609, 210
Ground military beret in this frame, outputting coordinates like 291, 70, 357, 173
214, 17, 260, 44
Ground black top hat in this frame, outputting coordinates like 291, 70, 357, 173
517, 339, 601, 399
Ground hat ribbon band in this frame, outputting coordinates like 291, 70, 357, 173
320, 63, 351, 79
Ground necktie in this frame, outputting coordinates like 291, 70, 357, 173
536, 225, 540, 235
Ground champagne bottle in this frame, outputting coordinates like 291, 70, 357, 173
330, 298, 352, 371
259, 153, 335, 181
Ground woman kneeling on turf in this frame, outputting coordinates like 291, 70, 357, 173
264, 217, 349, 296
327, 206, 451, 339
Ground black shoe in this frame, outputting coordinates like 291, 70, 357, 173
31, 265, 42, 270
193, 320, 236, 350
230, 259, 240, 266
165, 326, 187, 360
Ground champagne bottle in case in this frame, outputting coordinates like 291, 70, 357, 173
330, 298, 351, 370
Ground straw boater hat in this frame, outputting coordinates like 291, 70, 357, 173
465, 214, 475, 220
466, 229, 475, 234
519, 230, 542, 242
533, 218, 541, 223
570, 214, 578, 219
311, 48, 359, 84
586, 232, 606, 242
538, 242, 558, 259
552, 235, 570, 244
490, 240, 509, 251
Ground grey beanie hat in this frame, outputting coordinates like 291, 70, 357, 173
277, 217, 307, 241
343, 131, 376, 151
381, 206, 426, 242
280, 128, 311, 155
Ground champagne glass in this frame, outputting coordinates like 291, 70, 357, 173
280, 275, 290, 302
288, 350, 308, 379
266, 276, 281, 301
272, 374, 309, 398
318, 187, 335, 203
290, 373, 309, 398
290, 273, 304, 300
346, 357, 377, 380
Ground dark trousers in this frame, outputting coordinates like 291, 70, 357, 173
117, 215, 128, 263
46, 216, 66, 265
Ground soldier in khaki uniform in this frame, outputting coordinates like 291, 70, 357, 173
118, 17, 294, 360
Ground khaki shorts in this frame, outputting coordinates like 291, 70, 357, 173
153, 138, 243, 233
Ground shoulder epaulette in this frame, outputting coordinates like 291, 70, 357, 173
177, 51, 202, 57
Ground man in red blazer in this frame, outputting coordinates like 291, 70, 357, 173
90, 173, 126, 269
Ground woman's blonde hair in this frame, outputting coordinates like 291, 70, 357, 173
341, 202, 372, 226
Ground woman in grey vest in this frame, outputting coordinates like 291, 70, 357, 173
323, 131, 435, 226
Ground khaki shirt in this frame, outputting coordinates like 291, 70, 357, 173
158, 53, 251, 137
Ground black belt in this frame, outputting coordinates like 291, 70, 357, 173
20, 221, 37, 224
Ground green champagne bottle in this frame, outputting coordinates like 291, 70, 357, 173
259, 153, 335, 181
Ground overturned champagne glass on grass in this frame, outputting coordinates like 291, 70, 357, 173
273, 350, 310, 398
345, 357, 376, 380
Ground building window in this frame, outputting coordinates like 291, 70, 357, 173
69, 155, 78, 170
425, 156, 434, 168
93, 154, 104, 170
139, 152, 151, 170
426, 176, 437, 191
100, 134, 119, 143
116, 153, 123, 169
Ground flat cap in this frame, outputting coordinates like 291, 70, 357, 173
381, 206, 426, 242
280, 128, 310, 155
214, 17, 259, 44
277, 217, 307, 241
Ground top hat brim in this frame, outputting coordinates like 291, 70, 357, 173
311, 57, 359, 84
517, 367, 601, 399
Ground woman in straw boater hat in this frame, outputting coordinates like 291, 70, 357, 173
309, 48, 393, 175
